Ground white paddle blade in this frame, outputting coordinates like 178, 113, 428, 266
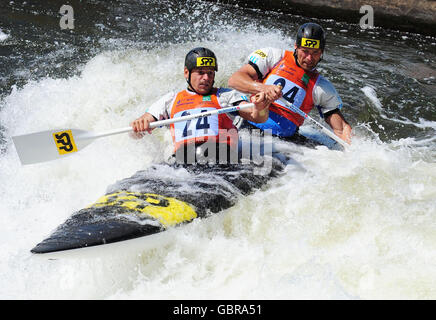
12, 129, 94, 165
11, 102, 256, 165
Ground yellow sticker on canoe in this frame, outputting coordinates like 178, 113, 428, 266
53, 130, 78, 155
90, 192, 197, 227
196, 57, 216, 68
301, 38, 320, 49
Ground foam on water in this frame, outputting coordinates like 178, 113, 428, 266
1, 23, 435, 300
0, 29, 9, 42
105, 137, 436, 300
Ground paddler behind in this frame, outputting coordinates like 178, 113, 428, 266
130, 47, 273, 164
228, 22, 352, 146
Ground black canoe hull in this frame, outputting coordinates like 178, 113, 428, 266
31, 158, 285, 254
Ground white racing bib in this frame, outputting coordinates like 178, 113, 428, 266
173, 107, 219, 143
264, 74, 307, 109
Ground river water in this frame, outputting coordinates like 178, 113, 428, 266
0, 0, 435, 299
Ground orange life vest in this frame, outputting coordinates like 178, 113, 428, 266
169, 89, 237, 153
262, 50, 320, 127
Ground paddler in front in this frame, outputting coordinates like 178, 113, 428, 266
130, 47, 273, 164
228, 22, 352, 146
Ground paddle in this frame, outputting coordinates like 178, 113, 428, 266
277, 97, 349, 149
12, 102, 256, 165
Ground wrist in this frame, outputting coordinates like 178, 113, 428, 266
251, 82, 265, 94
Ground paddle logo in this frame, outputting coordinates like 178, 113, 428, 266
196, 57, 216, 68
301, 38, 320, 49
53, 130, 78, 155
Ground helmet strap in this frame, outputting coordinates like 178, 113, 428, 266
186, 70, 194, 91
